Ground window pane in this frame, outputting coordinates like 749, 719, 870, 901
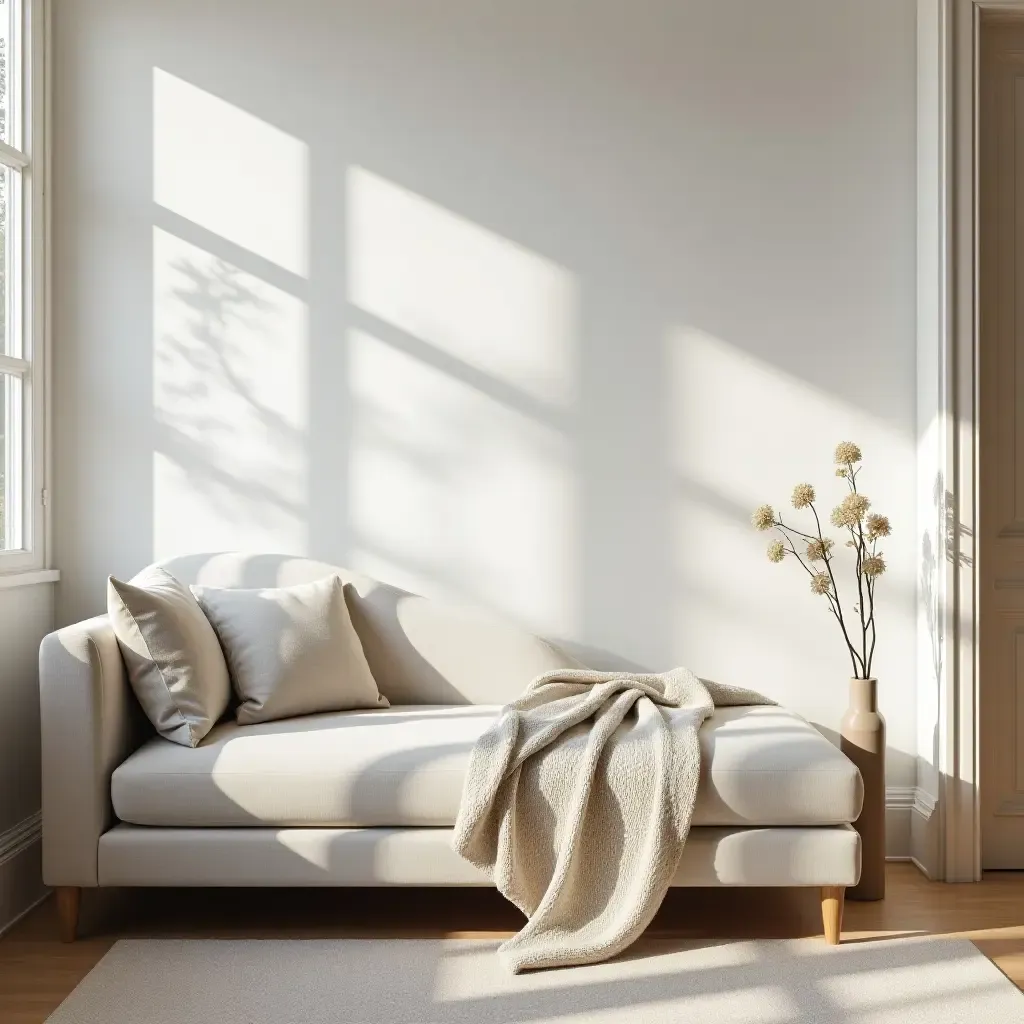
0, 163, 20, 356
0, 372, 20, 550
0, 1, 17, 148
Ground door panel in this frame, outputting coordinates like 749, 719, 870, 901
981, 17, 1024, 868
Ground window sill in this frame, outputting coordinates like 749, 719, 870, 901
0, 568, 59, 589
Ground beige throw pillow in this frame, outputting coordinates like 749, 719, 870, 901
193, 576, 388, 725
107, 566, 232, 747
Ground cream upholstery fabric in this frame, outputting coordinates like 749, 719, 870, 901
111, 704, 862, 829
108, 566, 231, 746
40, 616, 151, 886
41, 552, 864, 897
97, 824, 861, 888
194, 576, 387, 725
160, 553, 581, 706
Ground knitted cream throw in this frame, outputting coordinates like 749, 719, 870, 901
452, 667, 774, 973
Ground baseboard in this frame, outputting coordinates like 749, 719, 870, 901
885, 786, 935, 862
908, 855, 935, 879
0, 888, 49, 939
909, 791, 941, 879
0, 810, 46, 935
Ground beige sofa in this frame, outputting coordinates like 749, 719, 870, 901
40, 553, 862, 945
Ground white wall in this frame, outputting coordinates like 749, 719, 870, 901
52, 0, 919, 787
0, 584, 52, 930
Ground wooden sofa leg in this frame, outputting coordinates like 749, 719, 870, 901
56, 886, 81, 943
821, 886, 844, 945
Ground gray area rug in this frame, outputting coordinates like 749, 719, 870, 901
46, 935, 1024, 1023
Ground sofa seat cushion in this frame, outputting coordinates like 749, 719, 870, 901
111, 704, 863, 829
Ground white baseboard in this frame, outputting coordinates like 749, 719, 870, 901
908, 855, 934, 878
0, 810, 46, 935
884, 786, 935, 863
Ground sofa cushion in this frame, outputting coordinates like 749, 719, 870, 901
107, 566, 231, 747
111, 704, 863, 829
193, 577, 388, 725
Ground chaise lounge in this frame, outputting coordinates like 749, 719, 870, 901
39, 553, 862, 946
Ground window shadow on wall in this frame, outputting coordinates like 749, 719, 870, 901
137, 0, 917, 732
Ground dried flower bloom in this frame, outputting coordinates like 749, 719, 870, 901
791, 483, 815, 509
834, 441, 863, 465
846, 494, 870, 518
810, 572, 832, 595
862, 554, 887, 579
866, 514, 891, 540
830, 493, 871, 528
753, 443, 884, 678
805, 537, 834, 562
751, 505, 776, 531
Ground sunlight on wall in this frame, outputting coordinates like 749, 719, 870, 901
153, 69, 309, 276
349, 329, 576, 637
344, 168, 578, 635
346, 166, 576, 407
152, 228, 308, 559
151, 70, 310, 561
669, 327, 914, 737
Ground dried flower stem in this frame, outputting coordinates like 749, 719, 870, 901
774, 519, 863, 677
809, 502, 864, 677
867, 577, 877, 672
773, 520, 819, 542
863, 529, 880, 676
844, 461, 877, 677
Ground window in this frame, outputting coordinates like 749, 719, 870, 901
0, 0, 45, 571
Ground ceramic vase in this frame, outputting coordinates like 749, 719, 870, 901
840, 676, 886, 900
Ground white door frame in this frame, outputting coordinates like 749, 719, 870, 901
930, 0, 1024, 881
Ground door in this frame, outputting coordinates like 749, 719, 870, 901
980, 15, 1024, 869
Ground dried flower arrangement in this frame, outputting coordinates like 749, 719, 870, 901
751, 442, 890, 679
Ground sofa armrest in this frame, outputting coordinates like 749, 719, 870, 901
40, 615, 152, 887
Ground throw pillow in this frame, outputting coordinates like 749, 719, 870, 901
107, 565, 232, 747
192, 576, 388, 725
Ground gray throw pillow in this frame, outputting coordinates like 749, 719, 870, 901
107, 565, 232, 747
192, 576, 388, 725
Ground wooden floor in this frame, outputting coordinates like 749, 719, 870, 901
1, 864, 1022, 1022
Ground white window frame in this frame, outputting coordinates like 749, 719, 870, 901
0, 0, 48, 576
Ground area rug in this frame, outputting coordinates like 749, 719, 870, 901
45, 935, 1024, 1023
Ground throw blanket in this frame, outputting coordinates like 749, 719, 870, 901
453, 667, 774, 973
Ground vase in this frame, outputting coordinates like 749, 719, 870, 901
840, 677, 886, 900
